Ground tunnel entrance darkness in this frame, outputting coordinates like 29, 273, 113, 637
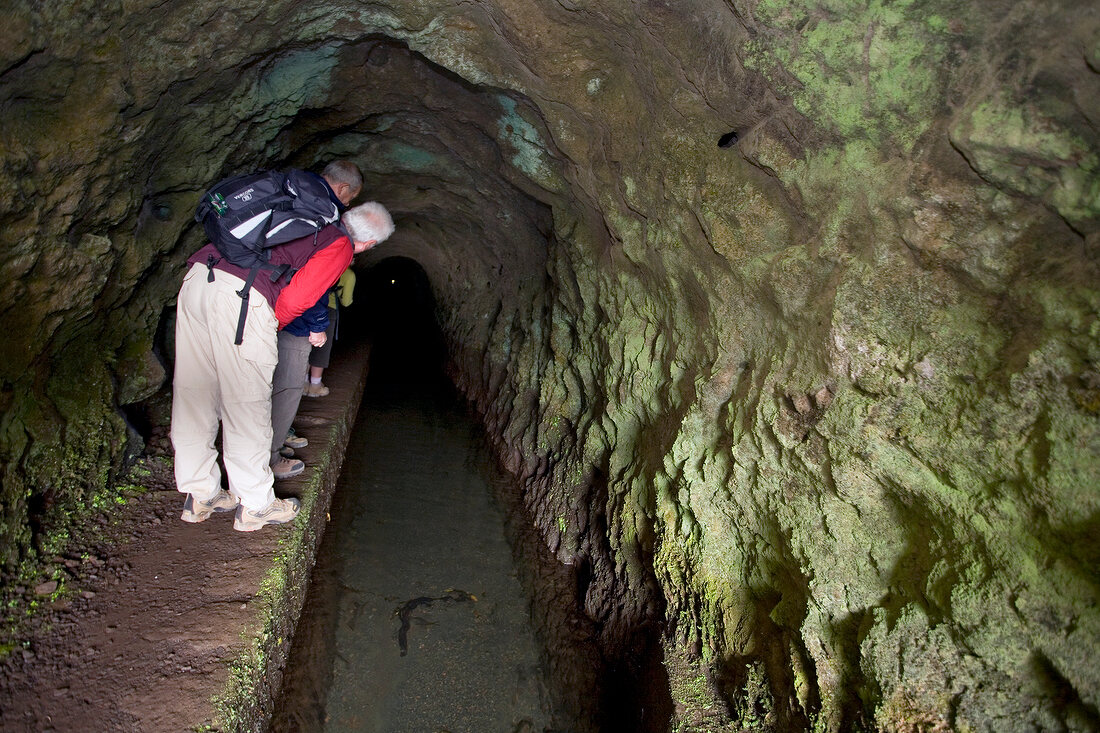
345, 255, 448, 392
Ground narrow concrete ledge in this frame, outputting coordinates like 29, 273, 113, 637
211, 341, 372, 732
0, 343, 371, 732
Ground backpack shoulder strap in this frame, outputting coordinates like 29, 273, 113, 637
285, 169, 340, 224
233, 266, 263, 346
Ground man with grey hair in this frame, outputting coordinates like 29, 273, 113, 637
343, 201, 395, 245
318, 160, 363, 207
172, 156, 394, 531
267, 163, 364, 478
267, 200, 395, 480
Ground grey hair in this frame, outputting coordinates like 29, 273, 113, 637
344, 202, 395, 244
321, 160, 363, 192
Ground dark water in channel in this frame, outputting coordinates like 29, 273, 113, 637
271, 379, 564, 732
272, 256, 669, 732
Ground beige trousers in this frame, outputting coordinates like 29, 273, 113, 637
170, 263, 279, 510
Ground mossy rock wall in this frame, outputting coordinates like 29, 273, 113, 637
0, 1, 1097, 729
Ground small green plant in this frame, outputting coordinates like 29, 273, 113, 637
130, 463, 152, 479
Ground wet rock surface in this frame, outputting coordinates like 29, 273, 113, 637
1, 1, 1098, 730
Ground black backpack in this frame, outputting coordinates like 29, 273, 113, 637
194, 169, 341, 344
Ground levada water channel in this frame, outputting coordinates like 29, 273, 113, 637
269, 322, 672, 731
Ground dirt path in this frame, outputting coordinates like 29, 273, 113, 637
0, 345, 371, 733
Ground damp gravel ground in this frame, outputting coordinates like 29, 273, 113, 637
272, 380, 558, 732
0, 345, 372, 733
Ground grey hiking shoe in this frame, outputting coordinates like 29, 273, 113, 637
180, 490, 238, 523
233, 497, 300, 532
272, 456, 305, 479
284, 429, 308, 449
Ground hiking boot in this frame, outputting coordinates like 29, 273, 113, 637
233, 497, 300, 532
180, 490, 238, 523
303, 382, 330, 397
272, 457, 305, 479
279, 445, 295, 458
284, 429, 308, 449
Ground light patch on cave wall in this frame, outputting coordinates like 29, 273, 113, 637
746, 0, 947, 150
254, 45, 340, 110
496, 95, 564, 193
376, 140, 446, 173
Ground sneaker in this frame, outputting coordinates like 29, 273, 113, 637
180, 490, 238, 523
272, 456, 305, 479
233, 497, 301, 532
303, 382, 330, 397
284, 429, 308, 449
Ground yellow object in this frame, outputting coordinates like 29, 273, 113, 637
328, 267, 356, 309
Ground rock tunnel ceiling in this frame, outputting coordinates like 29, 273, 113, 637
1, 1, 1098, 731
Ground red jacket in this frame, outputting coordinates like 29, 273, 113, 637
188, 225, 353, 329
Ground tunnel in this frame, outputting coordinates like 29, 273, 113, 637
1, 2, 1099, 732
353, 255, 448, 388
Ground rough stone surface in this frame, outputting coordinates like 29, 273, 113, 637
1, 1, 1097, 730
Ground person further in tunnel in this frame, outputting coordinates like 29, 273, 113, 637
303, 265, 356, 398
267, 203, 395, 482
170, 170, 391, 532
266, 161, 364, 481
269, 294, 330, 479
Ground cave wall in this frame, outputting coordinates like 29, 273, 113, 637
1, 1, 1097, 730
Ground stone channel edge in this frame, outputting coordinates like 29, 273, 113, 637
210, 342, 372, 733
